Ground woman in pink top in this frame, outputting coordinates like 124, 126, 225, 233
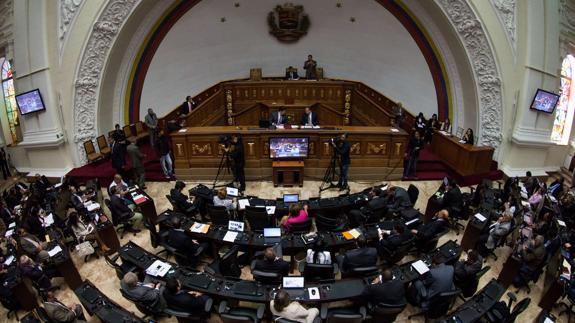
281, 204, 308, 231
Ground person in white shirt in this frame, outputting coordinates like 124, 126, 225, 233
271, 289, 319, 323
306, 239, 331, 265
213, 188, 237, 211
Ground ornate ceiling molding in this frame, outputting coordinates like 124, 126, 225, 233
489, 0, 516, 53
0, 0, 14, 57
560, 0, 575, 31
435, 0, 503, 151
58, 0, 84, 58
73, 0, 139, 164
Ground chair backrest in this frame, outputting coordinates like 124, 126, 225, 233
123, 125, 134, 137
144, 219, 160, 248
407, 184, 419, 205
36, 307, 53, 323
506, 298, 531, 323
427, 289, 461, 319
207, 204, 230, 226
166, 194, 180, 211
251, 269, 282, 285
135, 121, 146, 134
327, 313, 364, 323
371, 302, 406, 322
220, 313, 255, 323
289, 217, 312, 234
345, 265, 379, 279
83, 140, 96, 154
103, 253, 125, 279
462, 265, 490, 297
104, 198, 119, 225
96, 135, 109, 150
219, 245, 242, 278
245, 206, 269, 231
274, 317, 300, 323
302, 263, 335, 282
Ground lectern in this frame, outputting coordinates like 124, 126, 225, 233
272, 161, 304, 187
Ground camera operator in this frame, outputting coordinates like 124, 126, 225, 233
223, 134, 246, 192
330, 133, 350, 191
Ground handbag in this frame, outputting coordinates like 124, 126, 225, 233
75, 241, 95, 257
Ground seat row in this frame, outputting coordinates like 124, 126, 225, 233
83, 121, 149, 163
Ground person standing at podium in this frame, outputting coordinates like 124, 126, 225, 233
270, 107, 288, 126
300, 107, 319, 126
303, 55, 317, 80
331, 133, 350, 191
179, 95, 197, 118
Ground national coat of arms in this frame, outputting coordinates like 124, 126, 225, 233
267, 3, 310, 43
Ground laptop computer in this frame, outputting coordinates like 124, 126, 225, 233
283, 194, 299, 204
282, 276, 306, 298
263, 227, 282, 244
228, 220, 245, 232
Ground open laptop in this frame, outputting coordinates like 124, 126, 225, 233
283, 194, 299, 204
282, 276, 305, 298
228, 220, 245, 232
263, 227, 282, 244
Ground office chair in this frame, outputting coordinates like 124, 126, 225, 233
514, 256, 547, 294
104, 198, 137, 239
104, 252, 137, 280
557, 292, 575, 323
368, 302, 407, 323
413, 227, 449, 254
458, 265, 491, 299
299, 262, 338, 282
486, 292, 530, 323
315, 213, 347, 232
407, 184, 419, 205
245, 206, 271, 232
448, 206, 466, 235
164, 297, 213, 323
378, 237, 415, 265
341, 265, 379, 279
408, 288, 461, 320
484, 219, 516, 261
207, 204, 230, 226
273, 317, 302, 323
206, 245, 242, 278
218, 300, 264, 323
166, 194, 197, 218
0, 296, 20, 322
250, 262, 282, 285
288, 218, 312, 234
320, 304, 366, 323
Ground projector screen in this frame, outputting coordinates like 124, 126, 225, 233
269, 137, 309, 159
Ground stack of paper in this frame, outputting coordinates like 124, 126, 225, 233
145, 260, 172, 277
474, 213, 487, 222
178, 129, 187, 133
412, 260, 430, 275
4, 229, 13, 238
238, 199, 250, 210
86, 203, 100, 212
3, 255, 14, 266
42, 213, 55, 227
266, 206, 276, 215
190, 222, 210, 234
342, 228, 361, 240
133, 194, 147, 204
390, 128, 399, 133
308, 287, 320, 300
8, 222, 15, 229
48, 245, 63, 257
223, 231, 238, 242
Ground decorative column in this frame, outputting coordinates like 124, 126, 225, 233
226, 89, 234, 125
344, 89, 351, 125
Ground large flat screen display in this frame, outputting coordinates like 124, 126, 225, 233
530, 89, 560, 114
15, 89, 46, 115
269, 137, 308, 159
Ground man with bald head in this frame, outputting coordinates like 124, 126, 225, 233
411, 209, 450, 241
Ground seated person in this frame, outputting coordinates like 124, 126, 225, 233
337, 236, 378, 273
408, 254, 454, 310
120, 272, 165, 312
109, 186, 143, 230
362, 269, 406, 307
349, 187, 386, 226
378, 224, 413, 252
441, 179, 463, 217
68, 212, 108, 252
481, 214, 513, 251
514, 235, 546, 287
162, 276, 209, 312
548, 177, 565, 199
300, 107, 319, 126
17, 228, 49, 262
528, 186, 546, 208
280, 204, 308, 232
306, 239, 331, 265
385, 186, 413, 215
270, 107, 288, 126
167, 215, 202, 259
170, 181, 195, 214
285, 66, 299, 80
43, 291, 86, 323
454, 249, 483, 286
462, 128, 474, 145
108, 174, 129, 196
271, 289, 319, 323
523, 171, 539, 197
19, 255, 53, 289
411, 209, 450, 242
253, 247, 289, 276
213, 188, 237, 212
69, 185, 95, 210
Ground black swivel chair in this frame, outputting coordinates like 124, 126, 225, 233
299, 262, 338, 282
407, 184, 419, 205
205, 245, 242, 278
408, 288, 461, 320
104, 252, 138, 280
458, 265, 491, 299
288, 218, 312, 234
320, 304, 366, 323
104, 198, 137, 239
218, 300, 264, 323
250, 259, 283, 284
315, 214, 347, 232
368, 302, 407, 323
207, 205, 230, 226
378, 237, 415, 265
486, 292, 530, 323
245, 206, 271, 232
166, 194, 196, 218
164, 297, 213, 323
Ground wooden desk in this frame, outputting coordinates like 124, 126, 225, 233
96, 221, 120, 253
430, 131, 494, 176
132, 190, 158, 224
460, 217, 488, 251
272, 161, 304, 187
171, 126, 407, 181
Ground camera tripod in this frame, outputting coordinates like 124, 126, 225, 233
319, 142, 341, 194
212, 150, 234, 189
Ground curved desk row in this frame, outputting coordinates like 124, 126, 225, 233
117, 240, 461, 304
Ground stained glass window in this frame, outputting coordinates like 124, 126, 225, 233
0, 58, 19, 143
552, 55, 575, 144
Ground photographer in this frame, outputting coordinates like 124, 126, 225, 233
223, 134, 246, 192
331, 133, 350, 191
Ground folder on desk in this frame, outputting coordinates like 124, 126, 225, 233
48, 245, 63, 257
190, 222, 210, 234
133, 194, 147, 205
474, 213, 487, 222
342, 228, 361, 240
223, 231, 238, 242
411, 260, 430, 275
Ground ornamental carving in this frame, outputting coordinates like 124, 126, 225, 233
226, 89, 234, 125
350, 142, 360, 154
344, 89, 351, 125
436, 0, 503, 151
560, 0, 575, 30
192, 144, 212, 155
267, 3, 310, 43
367, 143, 387, 155
73, 0, 139, 164
489, 0, 516, 52
59, 0, 84, 56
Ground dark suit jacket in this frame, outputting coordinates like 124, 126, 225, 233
121, 281, 165, 311
379, 231, 413, 250
180, 101, 196, 115
342, 247, 377, 272
168, 229, 199, 257
163, 290, 208, 312
443, 186, 463, 211
362, 279, 406, 305
416, 219, 449, 241
362, 197, 387, 215
110, 195, 133, 222
387, 188, 413, 212
300, 112, 319, 126
427, 264, 455, 298
43, 301, 83, 323
254, 259, 290, 276
111, 141, 125, 169
285, 71, 299, 80
21, 264, 51, 289
270, 111, 288, 125
454, 257, 483, 284
170, 189, 194, 211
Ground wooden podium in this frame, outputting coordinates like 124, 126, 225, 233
272, 161, 304, 187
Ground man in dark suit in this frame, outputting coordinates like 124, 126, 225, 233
43, 291, 86, 323
378, 224, 413, 251
300, 107, 319, 126
110, 186, 142, 230
338, 236, 378, 273
270, 107, 288, 126
442, 179, 463, 217
285, 66, 299, 80
180, 96, 197, 117
408, 254, 454, 310
167, 216, 201, 259
121, 272, 165, 312
163, 277, 209, 312
110, 136, 125, 177
411, 209, 450, 241
362, 269, 406, 306
253, 247, 289, 276
349, 187, 387, 226
454, 249, 483, 286
170, 181, 195, 216
385, 186, 413, 214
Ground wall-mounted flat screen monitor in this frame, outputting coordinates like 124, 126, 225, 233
530, 89, 560, 114
15, 89, 46, 115
269, 137, 308, 159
